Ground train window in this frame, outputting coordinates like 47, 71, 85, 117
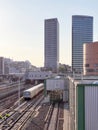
25, 92, 30, 96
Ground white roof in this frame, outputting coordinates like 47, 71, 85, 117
24, 83, 43, 92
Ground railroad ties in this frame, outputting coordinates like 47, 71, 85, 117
44, 102, 64, 130
48, 103, 59, 130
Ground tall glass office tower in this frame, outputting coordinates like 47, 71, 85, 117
44, 18, 59, 72
72, 15, 93, 72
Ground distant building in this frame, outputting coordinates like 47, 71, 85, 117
8, 60, 36, 74
0, 57, 4, 75
72, 15, 93, 72
1, 57, 37, 75
83, 42, 98, 75
44, 18, 59, 72
25, 71, 53, 80
4, 58, 13, 74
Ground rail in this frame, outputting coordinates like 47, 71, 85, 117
0, 94, 44, 130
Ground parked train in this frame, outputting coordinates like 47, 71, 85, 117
23, 83, 44, 99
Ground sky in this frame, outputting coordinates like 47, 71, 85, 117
0, 0, 98, 67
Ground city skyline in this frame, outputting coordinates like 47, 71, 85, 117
0, 0, 98, 67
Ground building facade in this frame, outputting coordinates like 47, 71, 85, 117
25, 71, 53, 80
68, 76, 98, 130
0, 57, 4, 75
83, 42, 98, 75
72, 15, 93, 73
44, 18, 59, 72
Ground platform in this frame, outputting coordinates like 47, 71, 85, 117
63, 103, 70, 130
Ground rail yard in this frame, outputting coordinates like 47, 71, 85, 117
0, 79, 70, 130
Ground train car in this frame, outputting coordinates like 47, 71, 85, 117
23, 83, 44, 99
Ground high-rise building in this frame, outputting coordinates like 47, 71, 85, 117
72, 15, 93, 72
44, 18, 59, 72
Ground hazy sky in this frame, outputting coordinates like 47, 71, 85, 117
0, 0, 98, 67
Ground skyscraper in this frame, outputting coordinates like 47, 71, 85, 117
72, 15, 93, 72
44, 18, 59, 72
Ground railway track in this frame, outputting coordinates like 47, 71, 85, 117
23, 102, 52, 130
0, 83, 36, 101
56, 102, 64, 130
0, 82, 27, 100
0, 82, 25, 94
0, 91, 64, 130
11, 96, 44, 130
0, 97, 25, 124
0, 91, 24, 113
21, 101, 64, 130
0, 84, 35, 113
0, 93, 44, 130
47, 103, 59, 130
44, 102, 64, 130
0, 101, 27, 124
23, 103, 58, 130
0, 93, 18, 110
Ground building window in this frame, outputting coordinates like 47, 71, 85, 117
94, 64, 98, 67
95, 69, 98, 72
85, 64, 89, 67
86, 69, 94, 72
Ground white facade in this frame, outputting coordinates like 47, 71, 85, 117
63, 90, 68, 102
44, 18, 59, 72
46, 78, 65, 90
68, 76, 98, 130
25, 71, 53, 80
9, 67, 20, 74
85, 86, 98, 130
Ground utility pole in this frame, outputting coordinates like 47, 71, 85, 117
18, 76, 20, 111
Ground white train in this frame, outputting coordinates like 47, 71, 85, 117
23, 83, 44, 99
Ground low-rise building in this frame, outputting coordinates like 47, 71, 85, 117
83, 41, 98, 75
25, 71, 53, 80
68, 76, 98, 130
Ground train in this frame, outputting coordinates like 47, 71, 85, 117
23, 83, 44, 99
